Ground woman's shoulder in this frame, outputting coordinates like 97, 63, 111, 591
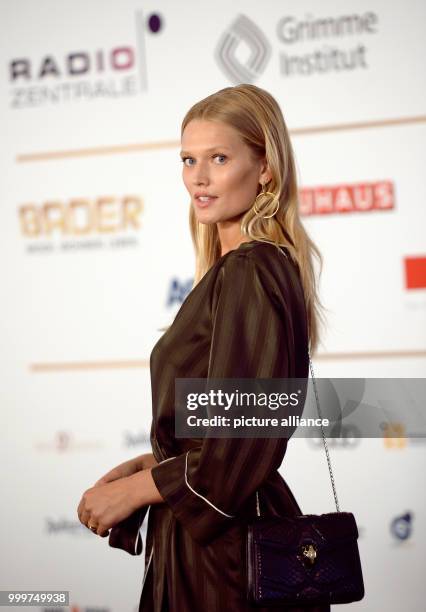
222, 239, 293, 264
199, 240, 302, 307
212, 240, 302, 305
219, 240, 299, 285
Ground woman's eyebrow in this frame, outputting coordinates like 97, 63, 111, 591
180, 146, 231, 156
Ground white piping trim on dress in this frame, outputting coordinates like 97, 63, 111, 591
134, 530, 141, 555
184, 449, 235, 518
141, 543, 153, 592
159, 456, 176, 464
134, 510, 145, 555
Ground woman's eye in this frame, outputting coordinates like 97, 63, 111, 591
180, 154, 227, 166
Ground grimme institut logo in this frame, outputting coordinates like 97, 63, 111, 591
215, 12, 378, 84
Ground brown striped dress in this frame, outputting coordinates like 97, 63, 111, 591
139, 240, 330, 612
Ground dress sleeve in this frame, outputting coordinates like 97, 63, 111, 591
150, 251, 295, 546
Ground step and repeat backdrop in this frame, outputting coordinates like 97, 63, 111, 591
1, 0, 425, 610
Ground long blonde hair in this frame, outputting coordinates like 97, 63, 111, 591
182, 84, 326, 355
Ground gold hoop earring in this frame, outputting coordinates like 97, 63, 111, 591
253, 183, 280, 219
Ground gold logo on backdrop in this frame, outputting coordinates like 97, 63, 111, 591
18, 196, 143, 236
383, 422, 406, 449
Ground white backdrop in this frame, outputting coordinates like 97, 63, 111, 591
1, 1, 425, 610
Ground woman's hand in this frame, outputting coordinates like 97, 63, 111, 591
77, 468, 164, 537
93, 453, 158, 487
77, 475, 142, 537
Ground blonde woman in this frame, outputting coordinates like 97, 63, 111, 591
78, 84, 327, 611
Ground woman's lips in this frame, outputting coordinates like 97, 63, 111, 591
194, 196, 218, 208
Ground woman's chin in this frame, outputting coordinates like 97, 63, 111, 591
193, 210, 218, 225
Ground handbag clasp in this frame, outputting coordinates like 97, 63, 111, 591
301, 543, 317, 565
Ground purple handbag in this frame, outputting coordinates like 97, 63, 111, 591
246, 354, 365, 607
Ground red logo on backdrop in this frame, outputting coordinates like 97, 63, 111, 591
299, 180, 394, 216
404, 256, 426, 289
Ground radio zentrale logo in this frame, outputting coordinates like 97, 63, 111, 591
8, 11, 163, 108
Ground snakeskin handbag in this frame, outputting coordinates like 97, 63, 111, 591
246, 354, 365, 606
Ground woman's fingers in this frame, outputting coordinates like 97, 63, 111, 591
93, 469, 120, 486
93, 458, 142, 488
93, 476, 110, 487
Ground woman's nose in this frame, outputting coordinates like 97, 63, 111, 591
192, 161, 210, 185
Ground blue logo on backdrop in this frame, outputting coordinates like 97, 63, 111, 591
166, 277, 193, 307
390, 512, 413, 541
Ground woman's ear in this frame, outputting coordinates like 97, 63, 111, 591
258, 158, 272, 186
